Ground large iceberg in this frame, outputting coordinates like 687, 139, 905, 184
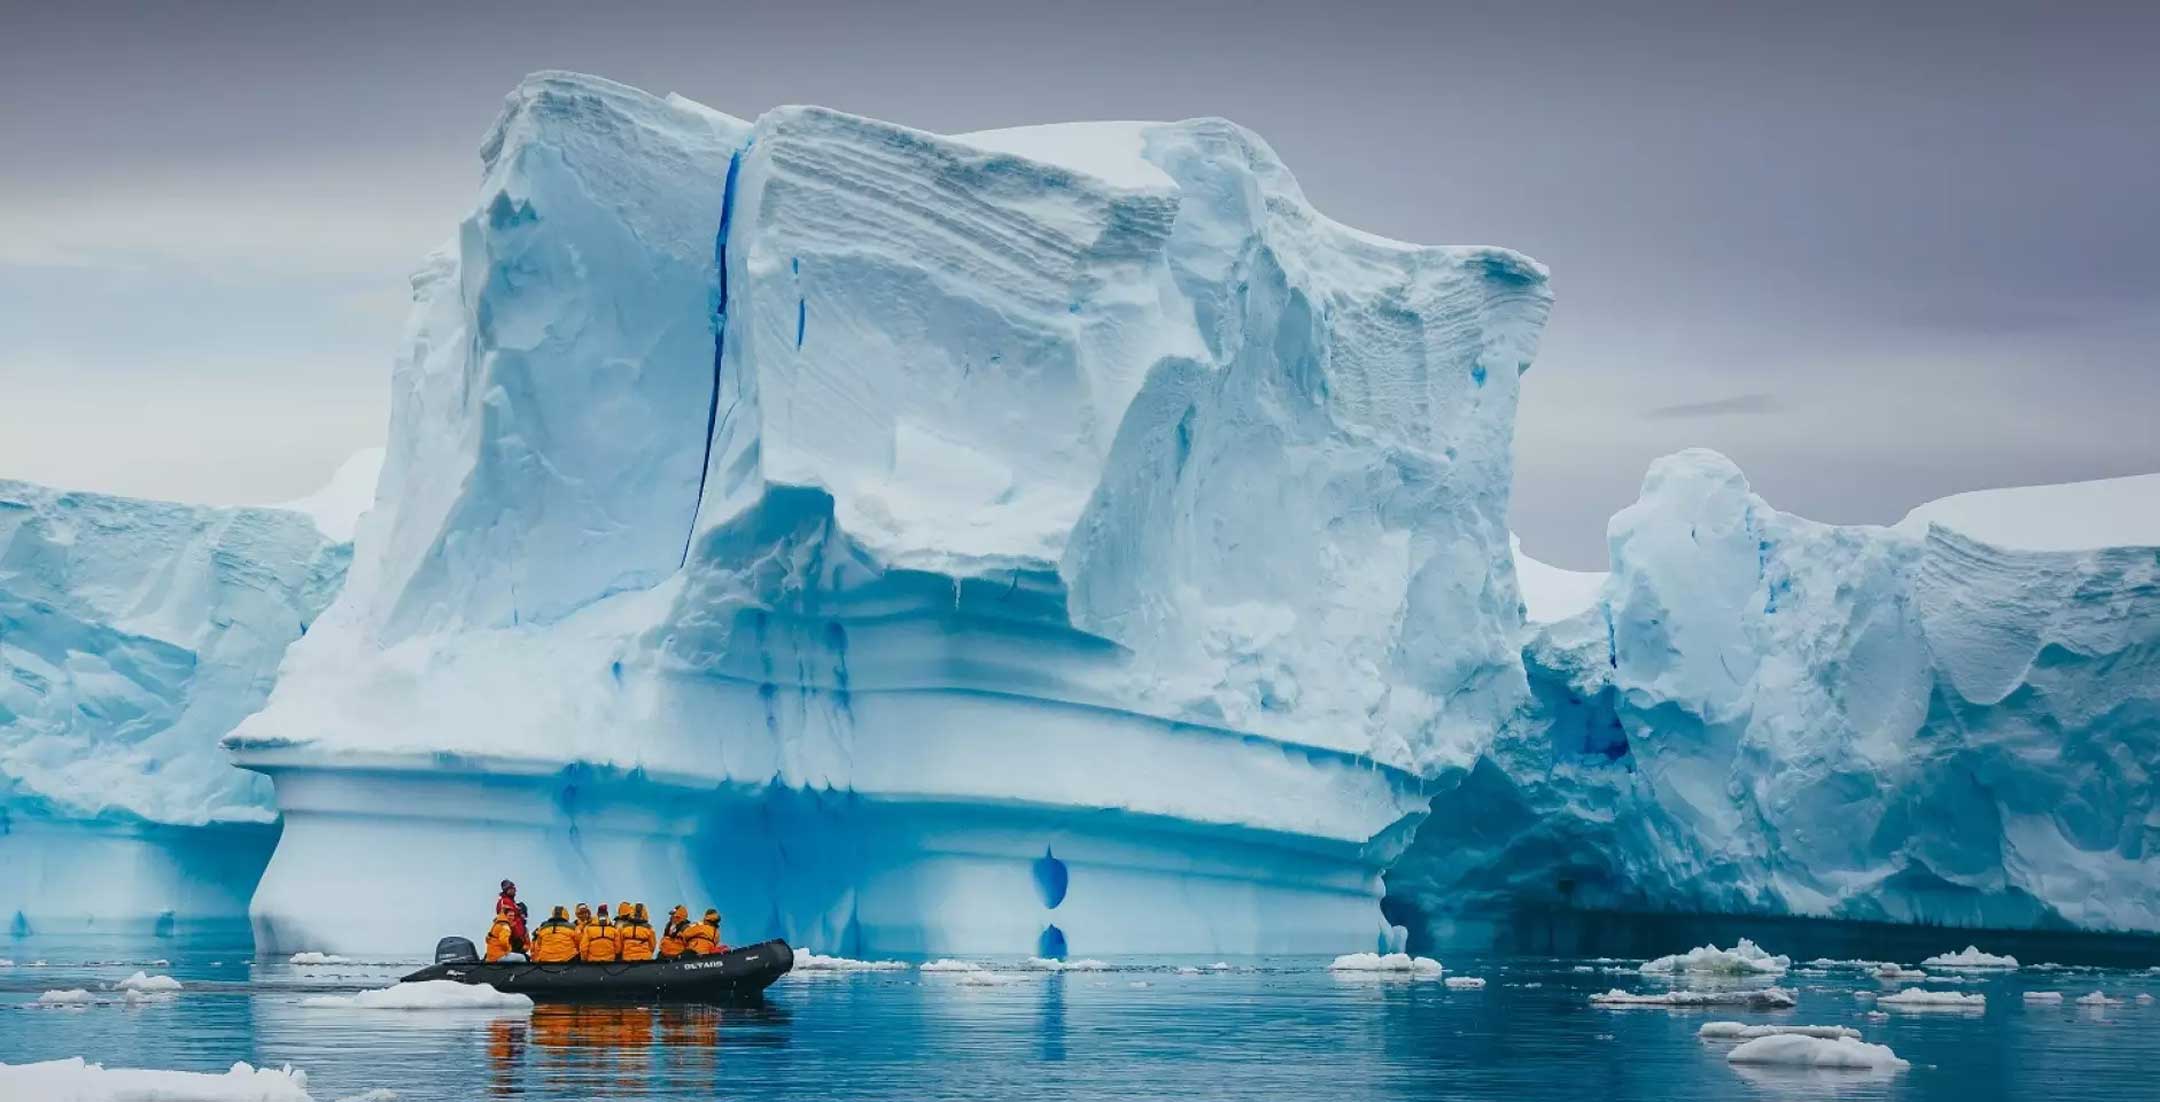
226, 73, 1551, 955
1391, 449, 2160, 940
0, 454, 373, 933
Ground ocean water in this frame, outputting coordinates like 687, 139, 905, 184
5, 930, 2159, 1101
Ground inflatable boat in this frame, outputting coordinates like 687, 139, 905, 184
400, 937, 794, 1002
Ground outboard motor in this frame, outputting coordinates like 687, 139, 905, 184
435, 936, 480, 964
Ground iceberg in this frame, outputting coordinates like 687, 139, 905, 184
1391, 448, 2160, 940
1637, 939, 1790, 976
225, 72, 1551, 956
0, 1058, 315, 1102
1921, 946, 2018, 970
0, 454, 373, 934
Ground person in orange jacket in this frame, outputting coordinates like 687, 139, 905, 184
580, 904, 622, 963
659, 905, 691, 960
530, 906, 582, 963
619, 903, 657, 960
483, 906, 517, 962
680, 909, 724, 956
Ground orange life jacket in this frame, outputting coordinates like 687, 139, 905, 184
484, 916, 515, 961
580, 919, 621, 963
531, 919, 581, 963
659, 919, 688, 959
618, 919, 656, 960
680, 921, 719, 956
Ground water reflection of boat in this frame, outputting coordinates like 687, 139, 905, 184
486, 1004, 753, 1093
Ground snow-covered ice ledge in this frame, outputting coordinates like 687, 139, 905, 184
228, 73, 1547, 955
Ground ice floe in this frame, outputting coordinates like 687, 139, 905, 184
1725, 1034, 1908, 1070
919, 960, 985, 973
0, 1057, 314, 1101
114, 972, 182, 993
2023, 991, 2065, 1004
1638, 939, 1790, 976
299, 980, 531, 1011
1592, 987, 1797, 1009
1329, 953, 1443, 976
1444, 976, 1486, 989
1025, 958, 1109, 972
289, 953, 351, 965
1874, 965, 1927, 979
1699, 1022, 1861, 1040
36, 989, 95, 1006
793, 952, 909, 972
1921, 946, 2019, 970
1878, 989, 1986, 1010
2076, 991, 2123, 1006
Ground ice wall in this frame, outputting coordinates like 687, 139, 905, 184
1391, 450, 2160, 942
0, 457, 369, 934
228, 72, 1551, 956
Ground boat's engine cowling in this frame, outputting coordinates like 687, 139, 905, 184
434, 936, 480, 964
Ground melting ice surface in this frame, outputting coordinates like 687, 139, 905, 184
222, 71, 1551, 957
7, 934, 2160, 1101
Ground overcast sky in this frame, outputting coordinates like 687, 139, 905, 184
3, 0, 2153, 567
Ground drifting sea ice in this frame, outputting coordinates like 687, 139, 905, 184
114, 972, 182, 993
290, 953, 351, 965
1922, 947, 2019, 970
919, 960, 985, 973
0, 1058, 315, 1101
1444, 977, 1486, 989
1025, 958, 1109, 972
1699, 1022, 1861, 1040
1329, 953, 1443, 976
37, 989, 95, 1006
1877, 989, 1986, 1010
2023, 992, 2066, 1003
793, 952, 909, 972
1725, 1035, 1908, 1070
2076, 991, 2123, 1006
1637, 939, 1790, 976
299, 981, 531, 1011
1592, 988, 1797, 1009
1874, 965, 1927, 979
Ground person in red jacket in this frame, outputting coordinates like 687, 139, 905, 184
496, 880, 529, 954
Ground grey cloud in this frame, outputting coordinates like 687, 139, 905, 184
1643, 393, 1787, 420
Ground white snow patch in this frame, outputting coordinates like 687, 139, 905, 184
1592, 987, 1797, 1009
268, 449, 385, 543
0, 1057, 314, 1101
1699, 1022, 1861, 1040
1638, 939, 1790, 976
299, 980, 531, 1011
1726, 1034, 1908, 1070
1894, 472, 2160, 553
1921, 946, 2018, 970
1513, 537, 1608, 624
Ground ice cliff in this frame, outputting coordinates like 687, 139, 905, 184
0, 453, 375, 933
1391, 450, 2160, 942
225, 73, 1551, 955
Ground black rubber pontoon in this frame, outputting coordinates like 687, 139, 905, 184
401, 937, 793, 1002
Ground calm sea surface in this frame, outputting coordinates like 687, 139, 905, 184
5, 929, 2158, 1101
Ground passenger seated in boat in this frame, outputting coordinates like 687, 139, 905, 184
580, 904, 622, 963
620, 903, 657, 960
659, 905, 691, 960
531, 906, 582, 963
681, 909, 725, 956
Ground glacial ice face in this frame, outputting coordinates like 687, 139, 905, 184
0, 464, 364, 931
229, 72, 1550, 956
1390, 449, 2160, 940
